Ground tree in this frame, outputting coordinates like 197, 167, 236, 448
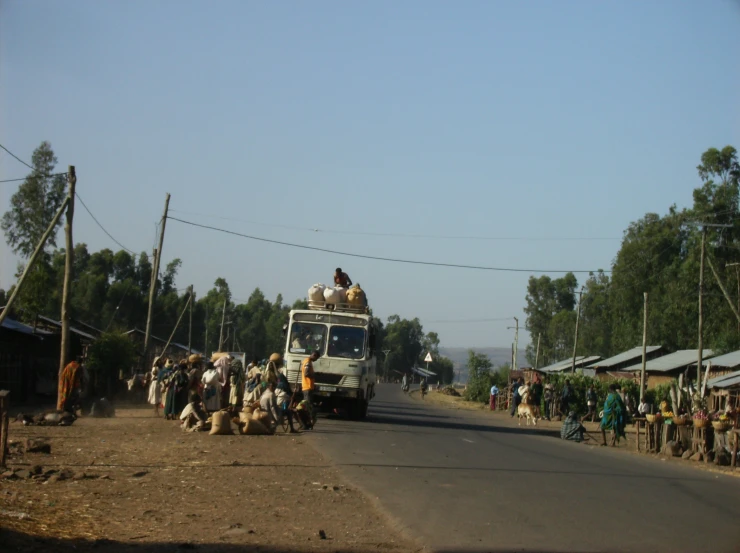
1, 142, 67, 258
463, 350, 493, 403
86, 332, 137, 397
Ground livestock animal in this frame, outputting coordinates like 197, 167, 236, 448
16, 410, 77, 426
126, 373, 148, 403
517, 403, 538, 426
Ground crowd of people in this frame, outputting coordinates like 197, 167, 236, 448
147, 350, 319, 434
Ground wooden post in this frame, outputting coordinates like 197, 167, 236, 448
0, 390, 8, 469
188, 285, 194, 355
0, 197, 70, 326
144, 193, 171, 363
512, 317, 518, 373
534, 333, 541, 371
204, 303, 209, 357
571, 287, 584, 373
697, 227, 706, 392
218, 300, 226, 352
708, 257, 740, 326
640, 292, 648, 402
57, 167, 76, 410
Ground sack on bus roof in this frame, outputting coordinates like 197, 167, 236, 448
308, 284, 326, 303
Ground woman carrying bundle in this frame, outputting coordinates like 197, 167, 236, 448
600, 384, 626, 446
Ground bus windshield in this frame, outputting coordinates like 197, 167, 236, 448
327, 326, 366, 359
288, 322, 327, 355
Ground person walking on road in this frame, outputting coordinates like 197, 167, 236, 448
401, 373, 409, 392
490, 384, 499, 411
301, 351, 320, 424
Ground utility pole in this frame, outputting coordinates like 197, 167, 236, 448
697, 226, 706, 389
726, 263, 740, 334
204, 303, 209, 356
571, 286, 584, 373
144, 193, 171, 362
640, 292, 648, 402
0, 196, 70, 326
534, 333, 541, 371
188, 285, 194, 355
708, 257, 740, 325
57, 166, 76, 410
513, 317, 519, 373
218, 300, 227, 352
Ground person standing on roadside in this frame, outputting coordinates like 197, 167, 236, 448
586, 385, 598, 423
490, 383, 499, 411
301, 350, 320, 424
543, 380, 554, 421
559, 379, 573, 421
531, 376, 543, 418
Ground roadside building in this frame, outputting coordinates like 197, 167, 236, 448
623, 349, 715, 388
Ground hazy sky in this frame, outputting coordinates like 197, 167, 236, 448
2, 1, 739, 349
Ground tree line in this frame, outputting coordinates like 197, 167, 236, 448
524, 146, 740, 368
1, 142, 454, 384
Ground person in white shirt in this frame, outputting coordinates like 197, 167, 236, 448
638, 399, 651, 416
259, 382, 297, 433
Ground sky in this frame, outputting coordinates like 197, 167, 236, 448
1, 0, 739, 350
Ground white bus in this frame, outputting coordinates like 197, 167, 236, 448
282, 303, 377, 419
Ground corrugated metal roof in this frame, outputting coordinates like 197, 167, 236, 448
1, 318, 37, 335
694, 350, 740, 369
623, 350, 714, 373
707, 370, 740, 388
539, 356, 601, 373
708, 371, 740, 389
590, 346, 662, 368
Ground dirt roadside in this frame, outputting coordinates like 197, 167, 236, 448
416, 388, 740, 477
0, 406, 416, 553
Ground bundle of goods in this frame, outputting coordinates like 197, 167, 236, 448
211, 352, 231, 362
324, 286, 347, 305
189, 353, 203, 365
209, 410, 234, 435
239, 418, 272, 435
308, 284, 326, 303
346, 284, 367, 306
252, 407, 271, 427
269, 352, 282, 362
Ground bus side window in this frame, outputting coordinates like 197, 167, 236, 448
368, 328, 376, 357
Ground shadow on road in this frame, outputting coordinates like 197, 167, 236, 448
2, 527, 627, 553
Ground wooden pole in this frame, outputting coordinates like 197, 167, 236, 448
512, 317, 519, 373
218, 300, 226, 352
144, 193, 171, 363
534, 333, 541, 371
0, 391, 8, 469
571, 287, 584, 373
204, 303, 209, 356
640, 292, 648, 402
57, 167, 76, 410
697, 227, 706, 391
188, 285, 194, 355
161, 293, 192, 355
0, 196, 70, 326
708, 257, 740, 325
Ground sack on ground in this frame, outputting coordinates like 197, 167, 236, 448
252, 407, 270, 426
308, 284, 326, 303
240, 418, 272, 435
209, 410, 234, 435
238, 411, 252, 425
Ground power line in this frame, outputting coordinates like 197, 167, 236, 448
168, 208, 621, 242
167, 216, 611, 274
75, 192, 136, 254
0, 173, 66, 184
0, 143, 38, 173
424, 317, 516, 323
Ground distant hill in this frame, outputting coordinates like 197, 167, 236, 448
438, 347, 529, 383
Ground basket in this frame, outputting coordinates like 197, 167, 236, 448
672, 416, 687, 426
693, 418, 709, 429
711, 421, 730, 432
645, 414, 660, 423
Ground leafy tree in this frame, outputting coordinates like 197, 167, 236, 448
85, 332, 137, 396
463, 350, 493, 403
1, 141, 67, 258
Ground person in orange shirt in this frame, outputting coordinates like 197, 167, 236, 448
300, 350, 320, 425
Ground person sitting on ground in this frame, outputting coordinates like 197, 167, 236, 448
600, 384, 626, 446
334, 267, 352, 288
260, 381, 298, 433
560, 411, 586, 443
180, 393, 209, 432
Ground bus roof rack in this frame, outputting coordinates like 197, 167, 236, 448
307, 300, 369, 315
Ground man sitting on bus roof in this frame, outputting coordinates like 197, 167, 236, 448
334, 268, 352, 288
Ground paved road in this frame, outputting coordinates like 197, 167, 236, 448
307, 384, 740, 553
